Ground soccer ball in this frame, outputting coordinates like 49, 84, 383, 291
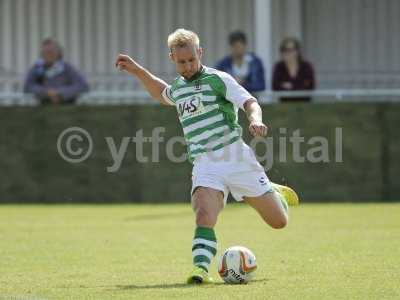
218, 246, 257, 284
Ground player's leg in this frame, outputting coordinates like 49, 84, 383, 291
192, 186, 224, 227
244, 190, 289, 229
226, 141, 296, 228
187, 186, 224, 284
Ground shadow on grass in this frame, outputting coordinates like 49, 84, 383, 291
55, 278, 269, 291
124, 211, 191, 222
114, 278, 269, 290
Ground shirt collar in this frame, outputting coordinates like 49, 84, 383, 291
183, 65, 205, 82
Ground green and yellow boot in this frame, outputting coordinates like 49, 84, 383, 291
186, 266, 215, 284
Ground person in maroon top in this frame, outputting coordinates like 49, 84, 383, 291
272, 37, 315, 102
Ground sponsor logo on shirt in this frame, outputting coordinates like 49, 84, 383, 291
177, 94, 205, 119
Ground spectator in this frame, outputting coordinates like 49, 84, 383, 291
272, 37, 315, 102
23, 38, 89, 105
215, 31, 265, 96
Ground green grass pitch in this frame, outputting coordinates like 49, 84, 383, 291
1, 203, 399, 300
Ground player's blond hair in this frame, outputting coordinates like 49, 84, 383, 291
167, 28, 200, 52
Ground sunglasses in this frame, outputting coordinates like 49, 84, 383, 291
282, 47, 297, 53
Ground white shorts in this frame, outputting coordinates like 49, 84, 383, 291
191, 139, 272, 204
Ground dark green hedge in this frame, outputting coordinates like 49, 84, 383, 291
0, 103, 399, 203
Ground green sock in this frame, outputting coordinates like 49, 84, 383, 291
192, 227, 217, 272
275, 190, 289, 214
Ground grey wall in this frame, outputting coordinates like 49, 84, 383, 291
303, 0, 400, 89
0, 0, 399, 91
0, 0, 254, 82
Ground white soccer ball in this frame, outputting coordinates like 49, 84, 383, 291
218, 246, 257, 284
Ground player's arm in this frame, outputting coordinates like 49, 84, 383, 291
218, 71, 268, 137
115, 54, 173, 106
244, 99, 268, 137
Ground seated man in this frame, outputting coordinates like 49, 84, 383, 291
23, 38, 89, 105
215, 31, 265, 97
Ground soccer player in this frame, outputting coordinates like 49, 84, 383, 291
115, 29, 299, 284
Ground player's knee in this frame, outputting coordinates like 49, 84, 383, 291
195, 207, 212, 226
268, 215, 288, 229
193, 193, 213, 226
192, 187, 221, 227
271, 219, 287, 229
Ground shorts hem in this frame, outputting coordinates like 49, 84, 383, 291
191, 182, 228, 205
232, 186, 273, 202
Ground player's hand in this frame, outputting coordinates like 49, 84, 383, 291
115, 54, 142, 75
249, 121, 268, 137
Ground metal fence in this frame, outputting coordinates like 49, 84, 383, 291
2, 89, 400, 106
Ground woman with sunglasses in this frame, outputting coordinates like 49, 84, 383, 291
272, 37, 315, 102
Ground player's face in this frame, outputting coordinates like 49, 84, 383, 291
170, 45, 203, 80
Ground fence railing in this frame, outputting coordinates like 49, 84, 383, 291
263, 89, 400, 102
1, 89, 400, 106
